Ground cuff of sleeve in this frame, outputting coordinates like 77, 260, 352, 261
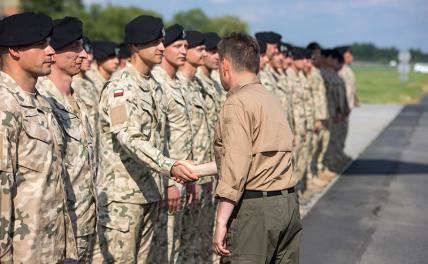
167, 178, 177, 187
215, 180, 242, 204
161, 157, 176, 176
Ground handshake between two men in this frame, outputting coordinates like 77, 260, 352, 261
170, 160, 218, 184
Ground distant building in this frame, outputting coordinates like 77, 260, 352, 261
0, 0, 21, 18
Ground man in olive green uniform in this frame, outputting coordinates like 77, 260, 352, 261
95, 15, 197, 263
86, 41, 119, 97
151, 24, 193, 264
192, 33, 301, 264
36, 17, 97, 263
307, 42, 333, 181
320, 49, 349, 173
0, 12, 77, 263
177, 30, 213, 263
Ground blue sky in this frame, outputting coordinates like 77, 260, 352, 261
84, 0, 428, 52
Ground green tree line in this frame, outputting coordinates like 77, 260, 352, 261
21, 0, 428, 63
21, 0, 249, 43
351, 43, 428, 63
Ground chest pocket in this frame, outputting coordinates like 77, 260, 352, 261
55, 109, 81, 142
140, 96, 156, 140
19, 108, 52, 172
171, 89, 186, 107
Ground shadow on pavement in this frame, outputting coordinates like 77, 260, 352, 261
344, 159, 428, 175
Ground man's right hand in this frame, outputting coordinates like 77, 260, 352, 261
165, 185, 181, 213
171, 161, 199, 184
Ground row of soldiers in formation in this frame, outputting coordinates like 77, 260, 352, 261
0, 12, 357, 264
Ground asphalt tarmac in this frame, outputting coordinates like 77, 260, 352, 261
300, 96, 428, 264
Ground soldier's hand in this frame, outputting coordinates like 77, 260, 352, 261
166, 185, 181, 213
314, 120, 323, 133
186, 184, 195, 205
171, 161, 199, 183
213, 222, 231, 256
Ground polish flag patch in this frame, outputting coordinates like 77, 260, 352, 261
114, 89, 124, 97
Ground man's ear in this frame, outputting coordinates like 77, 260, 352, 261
8, 47, 21, 59
222, 57, 230, 75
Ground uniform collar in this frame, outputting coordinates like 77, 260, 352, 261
152, 65, 180, 89
0, 71, 41, 108
227, 74, 260, 97
36, 76, 79, 116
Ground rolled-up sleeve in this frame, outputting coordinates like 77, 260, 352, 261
215, 103, 252, 203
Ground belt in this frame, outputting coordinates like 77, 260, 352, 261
242, 187, 295, 200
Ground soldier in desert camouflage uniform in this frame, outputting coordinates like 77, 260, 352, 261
0, 12, 77, 263
306, 42, 332, 186
36, 17, 97, 263
95, 16, 197, 263
195, 31, 225, 263
151, 24, 193, 264
177, 30, 212, 263
86, 41, 119, 97
285, 47, 313, 201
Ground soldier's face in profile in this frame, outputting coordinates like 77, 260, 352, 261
164, 39, 188, 67
15, 39, 55, 76
186, 45, 206, 67
294, 59, 305, 70
99, 57, 119, 74
81, 52, 93, 72
312, 49, 321, 67
271, 52, 283, 70
136, 38, 165, 65
203, 50, 220, 70
266, 43, 279, 60
344, 51, 353, 64
303, 59, 312, 74
259, 54, 269, 69
53, 39, 87, 76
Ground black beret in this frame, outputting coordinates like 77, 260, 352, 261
280, 42, 294, 57
257, 38, 267, 54
204, 32, 221, 51
93, 41, 118, 60
307, 42, 322, 50
255, 31, 281, 44
334, 46, 351, 55
118, 43, 131, 59
50, 16, 82, 50
321, 49, 333, 57
185, 30, 205, 49
125, 15, 164, 45
82, 36, 93, 53
330, 49, 344, 62
292, 47, 312, 60
163, 24, 186, 47
0, 12, 53, 47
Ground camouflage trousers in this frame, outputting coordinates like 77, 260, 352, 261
93, 201, 158, 263
313, 124, 331, 172
76, 233, 96, 263
195, 182, 215, 264
153, 184, 186, 264
295, 133, 313, 187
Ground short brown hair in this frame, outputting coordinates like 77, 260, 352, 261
217, 32, 260, 74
